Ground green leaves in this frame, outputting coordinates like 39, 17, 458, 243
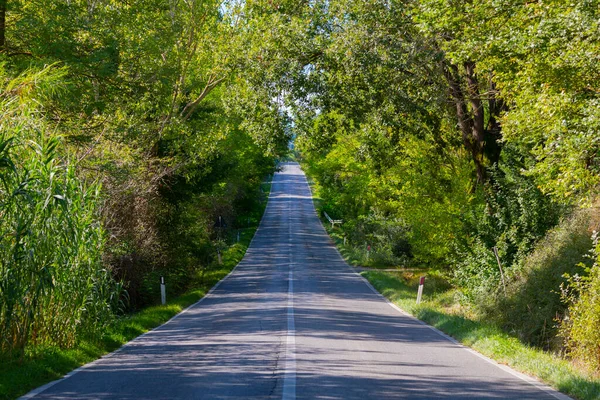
449, 0, 600, 202
0, 0, 596, 373
0, 66, 115, 353
560, 232, 600, 371
260, 1, 599, 369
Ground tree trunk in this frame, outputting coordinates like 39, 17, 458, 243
442, 61, 486, 183
464, 61, 486, 183
443, 60, 505, 184
485, 81, 505, 166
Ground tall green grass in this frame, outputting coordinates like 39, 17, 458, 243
0, 66, 120, 355
0, 168, 272, 400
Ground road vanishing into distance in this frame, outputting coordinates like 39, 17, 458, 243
24, 163, 569, 400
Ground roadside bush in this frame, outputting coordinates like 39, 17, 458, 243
454, 150, 563, 304
103, 116, 277, 309
334, 211, 412, 267
453, 237, 502, 306
560, 218, 600, 371
495, 209, 594, 350
0, 67, 119, 353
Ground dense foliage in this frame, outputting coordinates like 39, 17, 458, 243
560, 232, 600, 372
0, 67, 117, 353
0, 0, 599, 375
226, 0, 600, 370
0, 0, 286, 355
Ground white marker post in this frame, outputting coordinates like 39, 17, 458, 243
160, 276, 166, 305
217, 249, 222, 265
366, 245, 371, 262
416, 276, 425, 304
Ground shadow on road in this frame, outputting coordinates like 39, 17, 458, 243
31, 162, 562, 400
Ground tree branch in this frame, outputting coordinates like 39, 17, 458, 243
180, 75, 225, 120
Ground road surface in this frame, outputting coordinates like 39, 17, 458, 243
24, 162, 568, 399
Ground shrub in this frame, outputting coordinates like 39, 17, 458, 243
454, 148, 564, 305
496, 209, 594, 350
0, 67, 119, 353
560, 224, 600, 371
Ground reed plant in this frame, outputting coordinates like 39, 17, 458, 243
0, 66, 120, 355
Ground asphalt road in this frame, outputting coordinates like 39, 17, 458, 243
24, 162, 568, 400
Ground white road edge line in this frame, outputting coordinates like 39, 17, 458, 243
357, 277, 573, 400
297, 162, 573, 400
20, 174, 278, 400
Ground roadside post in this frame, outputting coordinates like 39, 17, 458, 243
160, 276, 166, 305
416, 276, 425, 304
217, 249, 222, 265
366, 245, 371, 261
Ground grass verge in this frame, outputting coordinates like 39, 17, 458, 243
299, 156, 600, 399
361, 270, 600, 400
0, 178, 272, 400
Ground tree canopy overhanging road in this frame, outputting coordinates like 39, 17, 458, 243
23, 163, 569, 400
2, 3, 600, 398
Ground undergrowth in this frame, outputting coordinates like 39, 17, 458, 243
0, 177, 272, 400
